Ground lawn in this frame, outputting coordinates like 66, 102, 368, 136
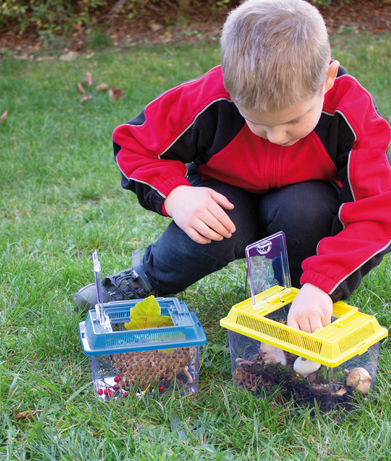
0, 32, 391, 460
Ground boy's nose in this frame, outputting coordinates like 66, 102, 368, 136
266, 128, 286, 144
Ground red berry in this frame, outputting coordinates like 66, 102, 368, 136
113, 384, 119, 391
98, 389, 103, 396
123, 392, 129, 398
114, 376, 121, 383
159, 386, 164, 392
108, 390, 115, 397
104, 388, 109, 395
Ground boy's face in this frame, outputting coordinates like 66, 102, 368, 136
236, 92, 324, 147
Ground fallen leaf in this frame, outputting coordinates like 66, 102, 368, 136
149, 23, 164, 32
13, 54, 29, 60
85, 52, 95, 59
386, 115, 391, 124
157, 76, 166, 82
59, 51, 78, 61
85, 71, 92, 86
374, 27, 387, 33
36, 56, 55, 61
80, 95, 92, 102
0, 110, 7, 123
77, 82, 86, 94
14, 410, 43, 420
109, 87, 124, 101
95, 83, 109, 91
124, 296, 173, 330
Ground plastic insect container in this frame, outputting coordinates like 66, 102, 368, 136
220, 232, 388, 418
79, 297, 207, 400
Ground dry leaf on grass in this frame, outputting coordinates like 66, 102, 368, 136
80, 95, 92, 102
0, 110, 8, 123
59, 51, 78, 62
109, 87, 124, 101
14, 410, 43, 420
37, 56, 55, 62
95, 83, 109, 91
77, 82, 86, 94
157, 76, 166, 82
149, 23, 164, 32
85, 71, 93, 86
387, 115, 391, 124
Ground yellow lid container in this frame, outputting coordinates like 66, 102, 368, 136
220, 285, 388, 367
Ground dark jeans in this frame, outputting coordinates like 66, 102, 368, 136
142, 172, 340, 294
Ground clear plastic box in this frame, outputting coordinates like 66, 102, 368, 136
227, 322, 380, 416
221, 232, 388, 417
79, 297, 206, 400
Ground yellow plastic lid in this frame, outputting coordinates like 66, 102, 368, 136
220, 286, 388, 367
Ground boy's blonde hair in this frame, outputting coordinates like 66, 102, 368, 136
221, 0, 331, 112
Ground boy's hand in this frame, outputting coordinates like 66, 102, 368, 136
163, 185, 236, 244
287, 283, 333, 333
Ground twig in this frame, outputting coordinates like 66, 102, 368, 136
109, 0, 128, 16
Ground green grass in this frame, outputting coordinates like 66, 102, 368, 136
0, 33, 390, 460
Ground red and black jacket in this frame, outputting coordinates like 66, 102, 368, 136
113, 64, 391, 302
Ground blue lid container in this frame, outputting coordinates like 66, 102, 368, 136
79, 297, 207, 356
79, 297, 207, 398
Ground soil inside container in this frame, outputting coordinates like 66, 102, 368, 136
233, 349, 366, 415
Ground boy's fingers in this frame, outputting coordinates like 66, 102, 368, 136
298, 319, 312, 333
309, 317, 324, 333
194, 220, 225, 241
185, 227, 212, 244
321, 311, 332, 327
287, 317, 300, 331
203, 210, 234, 238
208, 193, 236, 234
210, 190, 235, 209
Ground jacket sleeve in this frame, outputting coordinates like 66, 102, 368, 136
112, 67, 232, 216
301, 75, 391, 301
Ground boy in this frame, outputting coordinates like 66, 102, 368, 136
73, 0, 391, 333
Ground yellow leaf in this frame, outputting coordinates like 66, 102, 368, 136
124, 296, 173, 330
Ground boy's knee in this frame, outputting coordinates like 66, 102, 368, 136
261, 181, 340, 237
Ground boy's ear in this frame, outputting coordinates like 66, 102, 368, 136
324, 60, 340, 93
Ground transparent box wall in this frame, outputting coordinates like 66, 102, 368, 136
228, 326, 379, 416
80, 297, 206, 400
221, 232, 386, 418
90, 345, 201, 399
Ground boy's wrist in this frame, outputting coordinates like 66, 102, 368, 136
163, 185, 190, 217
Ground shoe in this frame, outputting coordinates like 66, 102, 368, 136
73, 249, 154, 313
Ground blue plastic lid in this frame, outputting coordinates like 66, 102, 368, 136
79, 297, 207, 356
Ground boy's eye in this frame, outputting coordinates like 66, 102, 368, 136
290, 119, 300, 124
